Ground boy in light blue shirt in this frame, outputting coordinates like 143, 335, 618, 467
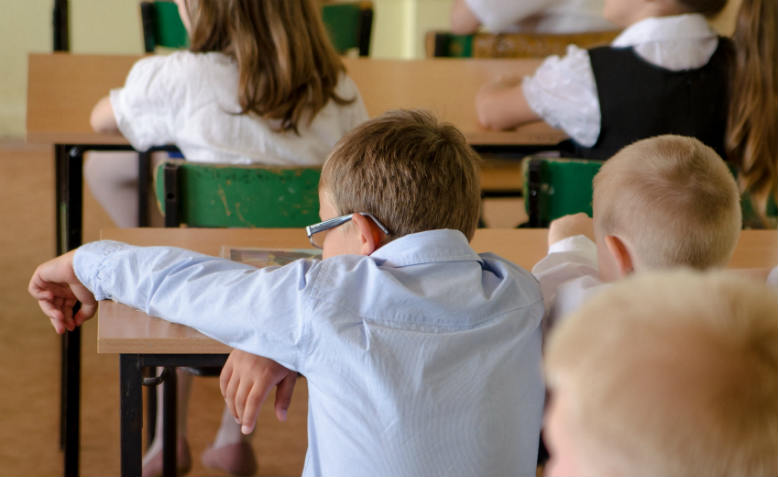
29, 110, 545, 476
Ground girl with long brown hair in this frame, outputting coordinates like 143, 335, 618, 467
726, 0, 777, 227
85, 0, 367, 229
86, 2, 367, 475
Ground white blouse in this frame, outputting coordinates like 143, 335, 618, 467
522, 14, 720, 146
110, 51, 368, 165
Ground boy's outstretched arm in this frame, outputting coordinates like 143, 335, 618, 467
28, 250, 98, 334
220, 349, 299, 435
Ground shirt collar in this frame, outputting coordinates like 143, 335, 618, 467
612, 13, 716, 48
370, 229, 481, 267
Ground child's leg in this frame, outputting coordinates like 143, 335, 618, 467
201, 406, 257, 475
83, 152, 139, 228
142, 368, 193, 477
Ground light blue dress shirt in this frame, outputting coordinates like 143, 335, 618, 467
75, 229, 545, 476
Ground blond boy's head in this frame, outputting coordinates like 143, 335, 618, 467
544, 270, 778, 476
320, 109, 482, 240
593, 135, 741, 274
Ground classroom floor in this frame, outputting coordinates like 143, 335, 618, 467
0, 142, 525, 476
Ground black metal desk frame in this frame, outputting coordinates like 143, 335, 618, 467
56, 144, 164, 476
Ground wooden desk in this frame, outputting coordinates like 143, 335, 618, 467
96, 227, 776, 476
27, 53, 564, 147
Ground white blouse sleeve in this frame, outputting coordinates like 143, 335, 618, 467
521, 45, 601, 147
109, 55, 182, 151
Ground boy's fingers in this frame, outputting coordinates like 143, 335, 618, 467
220, 356, 234, 398
274, 373, 298, 422
241, 385, 267, 435
223, 373, 240, 421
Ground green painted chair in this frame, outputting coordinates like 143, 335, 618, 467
140, 1, 189, 52
155, 161, 321, 228
141, 1, 373, 56
321, 1, 374, 56
523, 156, 604, 227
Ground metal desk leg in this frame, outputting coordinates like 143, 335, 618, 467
56, 145, 84, 477
137, 151, 151, 227
162, 367, 177, 476
120, 355, 143, 477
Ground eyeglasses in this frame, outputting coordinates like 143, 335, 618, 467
305, 213, 390, 249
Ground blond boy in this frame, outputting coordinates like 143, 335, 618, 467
30, 110, 546, 476
532, 135, 742, 325
543, 269, 778, 476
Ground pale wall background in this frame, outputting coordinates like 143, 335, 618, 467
0, 0, 740, 140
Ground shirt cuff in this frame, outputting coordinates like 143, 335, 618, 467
73, 240, 129, 300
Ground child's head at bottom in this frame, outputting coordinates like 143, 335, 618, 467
315, 110, 482, 258
544, 269, 778, 476
592, 134, 742, 280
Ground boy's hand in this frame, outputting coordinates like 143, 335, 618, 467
220, 349, 298, 435
548, 213, 594, 247
28, 250, 98, 334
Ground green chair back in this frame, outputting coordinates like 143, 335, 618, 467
321, 1, 373, 56
141, 1, 189, 52
141, 1, 372, 56
523, 157, 603, 227
155, 162, 321, 228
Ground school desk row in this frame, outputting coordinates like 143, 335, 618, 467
99, 227, 776, 476
26, 53, 566, 476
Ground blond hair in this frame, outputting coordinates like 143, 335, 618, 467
546, 269, 778, 476
725, 0, 778, 224
593, 135, 741, 269
187, 0, 353, 133
320, 110, 482, 240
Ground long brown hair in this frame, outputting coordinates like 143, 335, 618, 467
186, 0, 353, 133
725, 0, 778, 223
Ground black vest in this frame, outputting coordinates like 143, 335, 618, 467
569, 38, 733, 160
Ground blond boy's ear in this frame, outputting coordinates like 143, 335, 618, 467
350, 213, 385, 256
604, 235, 635, 278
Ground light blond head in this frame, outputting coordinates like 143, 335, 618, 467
320, 110, 482, 240
545, 269, 778, 476
593, 135, 741, 269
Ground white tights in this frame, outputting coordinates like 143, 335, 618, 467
83, 151, 164, 228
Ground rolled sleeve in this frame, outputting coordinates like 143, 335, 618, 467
522, 45, 601, 146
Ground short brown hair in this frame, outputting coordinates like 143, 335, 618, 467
593, 135, 741, 269
188, 0, 353, 133
546, 269, 778, 476
320, 110, 482, 240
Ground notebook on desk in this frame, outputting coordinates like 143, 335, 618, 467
221, 246, 321, 267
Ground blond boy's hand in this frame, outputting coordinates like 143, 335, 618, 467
548, 213, 594, 247
220, 349, 298, 435
28, 250, 98, 334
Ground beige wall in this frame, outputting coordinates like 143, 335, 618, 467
0, 0, 51, 139
0, 0, 741, 139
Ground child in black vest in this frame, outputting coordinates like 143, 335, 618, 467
475, 0, 763, 161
